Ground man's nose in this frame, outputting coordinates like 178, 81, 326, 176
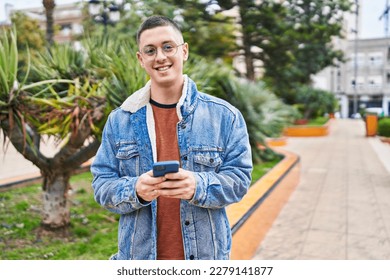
155, 47, 167, 60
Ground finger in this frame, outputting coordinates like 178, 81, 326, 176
164, 168, 187, 180
156, 179, 182, 189
141, 188, 160, 202
159, 187, 193, 200
158, 187, 185, 197
139, 172, 166, 185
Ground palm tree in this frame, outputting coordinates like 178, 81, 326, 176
0, 30, 108, 230
1, 29, 150, 230
42, 0, 56, 45
219, 78, 298, 163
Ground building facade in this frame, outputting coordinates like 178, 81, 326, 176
4, 3, 84, 43
345, 37, 390, 117
315, 37, 390, 118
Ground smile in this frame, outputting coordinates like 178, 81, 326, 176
155, 65, 171, 71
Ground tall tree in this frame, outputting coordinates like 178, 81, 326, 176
173, 0, 238, 64
8, 12, 45, 80
214, 0, 351, 96
10, 12, 45, 52
253, 0, 351, 102
236, 0, 258, 80
288, 0, 350, 84
42, 0, 56, 45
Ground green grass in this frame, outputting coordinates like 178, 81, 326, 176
307, 116, 329, 126
0, 160, 280, 260
251, 158, 281, 185
0, 173, 118, 260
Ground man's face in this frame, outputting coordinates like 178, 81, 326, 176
137, 26, 188, 88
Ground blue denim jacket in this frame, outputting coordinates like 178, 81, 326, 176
91, 75, 252, 260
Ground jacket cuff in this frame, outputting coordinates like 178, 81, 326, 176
129, 177, 152, 208
188, 173, 206, 206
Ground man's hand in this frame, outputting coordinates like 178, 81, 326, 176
135, 170, 166, 202
156, 168, 196, 200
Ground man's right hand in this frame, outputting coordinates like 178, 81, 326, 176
135, 170, 166, 202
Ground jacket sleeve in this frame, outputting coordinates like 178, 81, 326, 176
188, 109, 253, 209
90, 113, 150, 215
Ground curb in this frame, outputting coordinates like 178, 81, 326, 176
227, 148, 301, 260
0, 160, 92, 191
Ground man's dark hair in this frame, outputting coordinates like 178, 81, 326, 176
136, 15, 182, 45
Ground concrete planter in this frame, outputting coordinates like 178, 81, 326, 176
283, 120, 331, 137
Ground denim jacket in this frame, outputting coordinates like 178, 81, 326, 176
91, 75, 252, 260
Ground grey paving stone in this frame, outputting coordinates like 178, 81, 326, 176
252, 119, 390, 260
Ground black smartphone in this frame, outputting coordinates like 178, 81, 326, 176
153, 160, 180, 177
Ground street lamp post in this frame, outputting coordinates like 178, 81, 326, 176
88, 0, 123, 33
352, 0, 359, 117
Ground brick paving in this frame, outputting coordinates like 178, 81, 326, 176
0, 133, 59, 182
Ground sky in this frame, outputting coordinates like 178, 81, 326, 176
361, 0, 387, 38
0, 0, 388, 39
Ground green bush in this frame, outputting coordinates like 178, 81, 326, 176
295, 85, 338, 119
378, 118, 390, 137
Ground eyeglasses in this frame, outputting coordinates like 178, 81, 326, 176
140, 42, 185, 60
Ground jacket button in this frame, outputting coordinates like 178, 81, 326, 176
183, 156, 188, 160
189, 255, 195, 260
185, 221, 190, 226
181, 124, 186, 129
209, 158, 214, 163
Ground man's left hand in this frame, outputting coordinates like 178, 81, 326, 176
156, 168, 196, 200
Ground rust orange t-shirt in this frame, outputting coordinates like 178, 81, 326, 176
151, 99, 185, 260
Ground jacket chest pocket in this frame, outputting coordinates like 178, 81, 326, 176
116, 143, 140, 176
192, 150, 223, 173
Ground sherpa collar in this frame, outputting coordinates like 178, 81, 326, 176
120, 74, 190, 121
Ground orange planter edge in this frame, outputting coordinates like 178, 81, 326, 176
283, 120, 331, 137
227, 148, 300, 260
265, 137, 288, 147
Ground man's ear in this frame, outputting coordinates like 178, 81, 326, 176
137, 52, 145, 67
183, 43, 189, 61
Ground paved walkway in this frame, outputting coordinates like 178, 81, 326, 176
0, 133, 59, 182
253, 119, 390, 259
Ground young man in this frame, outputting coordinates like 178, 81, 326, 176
91, 15, 252, 260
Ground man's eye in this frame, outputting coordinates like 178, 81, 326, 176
143, 47, 156, 56
162, 44, 175, 52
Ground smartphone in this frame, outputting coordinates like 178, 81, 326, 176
153, 160, 180, 177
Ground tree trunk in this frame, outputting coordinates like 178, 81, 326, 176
304, 108, 313, 120
42, 0, 56, 45
243, 41, 255, 81
238, 0, 255, 81
41, 172, 71, 229
2, 118, 100, 230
